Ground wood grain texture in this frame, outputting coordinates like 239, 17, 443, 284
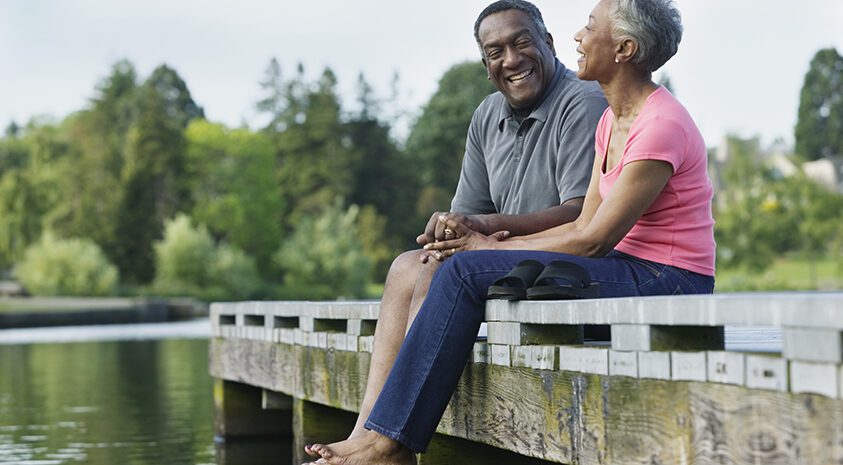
209, 337, 843, 465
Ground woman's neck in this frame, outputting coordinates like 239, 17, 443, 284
600, 72, 660, 122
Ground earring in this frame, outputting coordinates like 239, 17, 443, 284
614, 58, 620, 63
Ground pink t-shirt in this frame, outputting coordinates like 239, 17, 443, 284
596, 87, 715, 276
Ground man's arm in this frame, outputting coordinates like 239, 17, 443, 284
455, 197, 583, 237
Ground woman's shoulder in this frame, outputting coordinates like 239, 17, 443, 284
637, 88, 703, 141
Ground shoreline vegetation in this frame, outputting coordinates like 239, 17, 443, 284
1, 48, 841, 303
0, 296, 206, 329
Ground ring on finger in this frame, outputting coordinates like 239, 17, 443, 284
450, 248, 456, 255
444, 228, 454, 236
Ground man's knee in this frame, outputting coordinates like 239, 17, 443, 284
388, 250, 426, 279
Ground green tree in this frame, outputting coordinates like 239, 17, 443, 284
0, 170, 47, 269
778, 175, 843, 286
47, 61, 139, 264
114, 80, 189, 283
0, 122, 69, 270
405, 61, 496, 214
184, 120, 282, 276
15, 232, 119, 296
346, 74, 421, 256
145, 64, 205, 129
714, 135, 796, 270
275, 199, 371, 299
153, 214, 260, 300
274, 67, 357, 228
795, 48, 843, 160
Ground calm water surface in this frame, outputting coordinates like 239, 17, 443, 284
0, 333, 216, 465
0, 320, 780, 465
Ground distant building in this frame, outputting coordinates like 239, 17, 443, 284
709, 135, 843, 194
803, 157, 843, 192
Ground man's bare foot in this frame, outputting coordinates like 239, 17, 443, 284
346, 423, 367, 440
303, 430, 416, 465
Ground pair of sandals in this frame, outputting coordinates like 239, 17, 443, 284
487, 259, 599, 301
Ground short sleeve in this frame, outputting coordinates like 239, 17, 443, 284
450, 107, 496, 214
555, 95, 608, 203
623, 117, 688, 173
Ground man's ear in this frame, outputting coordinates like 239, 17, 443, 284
545, 32, 556, 56
481, 58, 491, 79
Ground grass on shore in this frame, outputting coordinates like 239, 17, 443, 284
716, 257, 843, 292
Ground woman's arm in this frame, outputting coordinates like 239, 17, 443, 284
427, 159, 673, 257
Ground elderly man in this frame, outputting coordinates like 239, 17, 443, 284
340, 0, 607, 450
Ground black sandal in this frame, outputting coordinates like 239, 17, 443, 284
487, 259, 545, 300
526, 260, 599, 300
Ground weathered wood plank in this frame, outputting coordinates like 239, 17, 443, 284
210, 337, 843, 465
485, 293, 843, 328
422, 434, 558, 464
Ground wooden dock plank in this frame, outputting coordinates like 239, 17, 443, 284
210, 337, 843, 464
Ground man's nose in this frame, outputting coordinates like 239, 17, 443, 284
502, 45, 523, 68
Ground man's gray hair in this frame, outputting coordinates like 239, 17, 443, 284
611, 0, 683, 72
474, 0, 548, 58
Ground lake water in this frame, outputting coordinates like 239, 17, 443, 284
0, 320, 781, 465
0, 323, 218, 465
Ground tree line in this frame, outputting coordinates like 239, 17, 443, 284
0, 58, 495, 299
1, 47, 841, 298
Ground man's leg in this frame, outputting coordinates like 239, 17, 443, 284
348, 249, 433, 438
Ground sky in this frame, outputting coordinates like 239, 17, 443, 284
2, 0, 842, 148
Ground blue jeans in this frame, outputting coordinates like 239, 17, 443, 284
364, 249, 714, 452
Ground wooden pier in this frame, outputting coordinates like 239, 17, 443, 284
209, 293, 843, 464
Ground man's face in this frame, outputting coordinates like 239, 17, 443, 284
478, 9, 557, 110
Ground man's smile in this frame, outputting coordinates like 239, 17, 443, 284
507, 68, 535, 83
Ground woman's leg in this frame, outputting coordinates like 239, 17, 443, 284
308, 250, 714, 461
364, 250, 714, 452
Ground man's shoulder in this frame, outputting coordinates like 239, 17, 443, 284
550, 68, 606, 104
473, 91, 506, 117
469, 91, 507, 129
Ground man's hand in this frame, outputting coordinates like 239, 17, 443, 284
416, 212, 489, 246
422, 215, 510, 261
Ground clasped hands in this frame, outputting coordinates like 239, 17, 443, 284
415, 212, 510, 263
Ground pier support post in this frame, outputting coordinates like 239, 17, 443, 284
214, 378, 292, 437
213, 379, 293, 465
292, 398, 357, 465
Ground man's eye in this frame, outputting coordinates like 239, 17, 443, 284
516, 39, 533, 49
487, 50, 502, 60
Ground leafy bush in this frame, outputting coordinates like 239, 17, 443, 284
275, 200, 371, 299
206, 244, 262, 301
153, 214, 260, 300
15, 233, 119, 296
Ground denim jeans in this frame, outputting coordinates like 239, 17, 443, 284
364, 249, 714, 452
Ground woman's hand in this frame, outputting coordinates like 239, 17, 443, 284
422, 216, 509, 261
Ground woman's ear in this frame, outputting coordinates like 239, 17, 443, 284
615, 38, 637, 63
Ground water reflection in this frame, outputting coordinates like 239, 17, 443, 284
0, 339, 216, 465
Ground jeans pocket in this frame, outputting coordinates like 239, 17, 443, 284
620, 253, 664, 278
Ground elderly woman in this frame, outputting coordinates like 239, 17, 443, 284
304, 0, 713, 463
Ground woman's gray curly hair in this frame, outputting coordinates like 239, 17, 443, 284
611, 0, 683, 72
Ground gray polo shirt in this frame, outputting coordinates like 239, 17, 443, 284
451, 60, 607, 215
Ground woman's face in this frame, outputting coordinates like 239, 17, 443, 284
573, 0, 618, 82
